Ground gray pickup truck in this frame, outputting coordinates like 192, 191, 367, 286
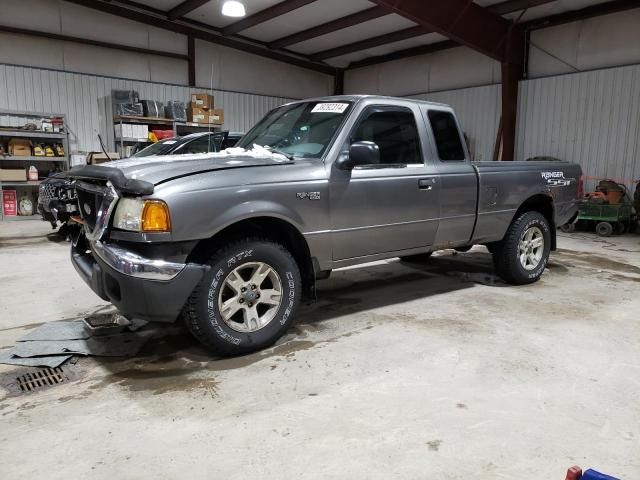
67, 95, 582, 355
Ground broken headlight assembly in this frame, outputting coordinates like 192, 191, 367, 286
113, 198, 171, 233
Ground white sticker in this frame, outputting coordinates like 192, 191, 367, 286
311, 103, 349, 114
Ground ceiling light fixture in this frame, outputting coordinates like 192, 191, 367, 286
222, 1, 246, 17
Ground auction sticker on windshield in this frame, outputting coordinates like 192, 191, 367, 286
311, 103, 349, 114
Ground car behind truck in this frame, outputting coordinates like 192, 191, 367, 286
66, 95, 582, 356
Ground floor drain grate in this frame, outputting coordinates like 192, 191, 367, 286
16, 367, 69, 392
1, 365, 80, 396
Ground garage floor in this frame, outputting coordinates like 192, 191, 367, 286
1, 221, 639, 479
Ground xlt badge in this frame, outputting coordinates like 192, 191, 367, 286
296, 192, 321, 200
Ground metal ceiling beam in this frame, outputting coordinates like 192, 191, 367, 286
368, 0, 522, 63
522, 0, 640, 30
61, 0, 335, 75
269, 6, 389, 49
345, 0, 640, 70
348, 39, 458, 69
167, 0, 212, 20
0, 24, 189, 61
222, 0, 319, 36
311, 26, 426, 61
311, 0, 553, 62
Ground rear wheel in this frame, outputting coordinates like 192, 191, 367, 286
595, 221, 613, 237
493, 211, 551, 285
183, 238, 301, 356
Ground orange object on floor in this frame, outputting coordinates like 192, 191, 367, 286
565, 465, 583, 480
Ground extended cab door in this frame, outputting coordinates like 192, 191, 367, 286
421, 107, 478, 248
329, 104, 440, 260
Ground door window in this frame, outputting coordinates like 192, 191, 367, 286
351, 108, 422, 165
427, 110, 465, 161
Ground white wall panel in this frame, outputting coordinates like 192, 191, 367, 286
0, 64, 294, 153
529, 8, 640, 78
408, 84, 501, 162
344, 46, 500, 96
516, 65, 640, 190
195, 40, 334, 99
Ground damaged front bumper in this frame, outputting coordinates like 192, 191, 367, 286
71, 232, 208, 323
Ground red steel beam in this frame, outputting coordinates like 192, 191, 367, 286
168, 0, 212, 20
312, 0, 551, 62
0, 24, 189, 61
369, 0, 521, 63
62, 0, 335, 75
522, 0, 640, 29
348, 39, 458, 69
269, 6, 389, 49
222, 0, 319, 36
311, 26, 425, 61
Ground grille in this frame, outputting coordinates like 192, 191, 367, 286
38, 183, 58, 204
39, 181, 77, 205
76, 188, 102, 230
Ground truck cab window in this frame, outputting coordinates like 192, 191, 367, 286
428, 110, 465, 161
352, 109, 422, 165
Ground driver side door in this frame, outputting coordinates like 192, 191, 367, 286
329, 105, 440, 260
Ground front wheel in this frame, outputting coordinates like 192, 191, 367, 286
492, 211, 551, 285
183, 238, 301, 356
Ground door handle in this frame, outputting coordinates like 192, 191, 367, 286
418, 178, 435, 190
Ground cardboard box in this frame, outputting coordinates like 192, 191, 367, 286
70, 154, 88, 167
211, 108, 224, 125
8, 138, 32, 156
87, 152, 120, 165
188, 108, 224, 125
2, 190, 17, 216
191, 93, 214, 109
134, 124, 149, 140
0, 168, 27, 182
115, 123, 133, 139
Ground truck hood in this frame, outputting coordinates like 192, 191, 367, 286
102, 145, 293, 186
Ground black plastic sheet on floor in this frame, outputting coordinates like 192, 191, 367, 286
0, 319, 151, 368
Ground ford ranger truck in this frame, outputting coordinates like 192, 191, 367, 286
66, 95, 582, 356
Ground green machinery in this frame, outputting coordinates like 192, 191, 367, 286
561, 181, 638, 237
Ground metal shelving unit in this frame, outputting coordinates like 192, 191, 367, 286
114, 115, 221, 157
0, 110, 69, 221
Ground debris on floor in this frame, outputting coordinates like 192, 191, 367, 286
0, 313, 151, 368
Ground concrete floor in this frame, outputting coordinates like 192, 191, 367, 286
0, 220, 639, 479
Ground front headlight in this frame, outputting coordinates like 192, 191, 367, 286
113, 198, 171, 232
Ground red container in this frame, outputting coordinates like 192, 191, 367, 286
152, 129, 174, 140
3, 189, 17, 216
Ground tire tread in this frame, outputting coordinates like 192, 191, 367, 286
183, 236, 299, 355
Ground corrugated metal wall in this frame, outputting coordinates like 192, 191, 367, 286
0, 63, 295, 153
408, 84, 501, 161
517, 64, 640, 190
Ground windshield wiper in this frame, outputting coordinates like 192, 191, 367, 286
263, 146, 294, 160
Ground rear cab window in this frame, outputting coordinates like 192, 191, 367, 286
427, 110, 466, 161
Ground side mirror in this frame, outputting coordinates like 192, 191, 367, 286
336, 141, 380, 170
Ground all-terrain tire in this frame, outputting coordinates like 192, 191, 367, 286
492, 211, 551, 285
183, 238, 301, 356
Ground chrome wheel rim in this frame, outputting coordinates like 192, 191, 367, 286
218, 262, 283, 333
519, 226, 544, 271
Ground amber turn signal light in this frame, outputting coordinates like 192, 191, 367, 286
141, 200, 171, 232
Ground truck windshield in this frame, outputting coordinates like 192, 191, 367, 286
236, 101, 352, 158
